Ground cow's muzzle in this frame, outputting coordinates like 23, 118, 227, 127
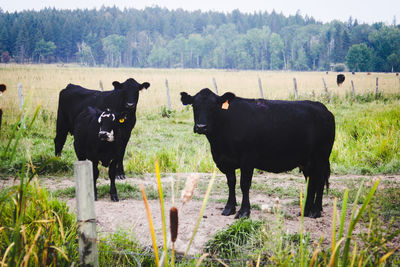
125, 102, 136, 109
98, 130, 114, 142
194, 124, 207, 134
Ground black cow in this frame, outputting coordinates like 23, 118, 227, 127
73, 106, 120, 201
181, 89, 335, 219
54, 78, 150, 180
0, 84, 6, 130
337, 74, 345, 86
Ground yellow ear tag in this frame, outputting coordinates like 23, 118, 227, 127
222, 100, 229, 110
119, 118, 125, 123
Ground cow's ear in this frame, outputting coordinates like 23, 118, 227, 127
0, 84, 6, 93
218, 92, 235, 104
180, 92, 193, 105
112, 81, 123, 90
140, 82, 150, 90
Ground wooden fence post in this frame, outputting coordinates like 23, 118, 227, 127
99, 80, 104, 91
375, 77, 379, 96
351, 80, 356, 101
258, 77, 264, 99
165, 79, 172, 110
212, 77, 218, 95
17, 83, 26, 129
75, 160, 98, 267
322, 78, 330, 103
293, 78, 298, 99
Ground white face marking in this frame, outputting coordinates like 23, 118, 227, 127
98, 111, 115, 123
98, 110, 115, 142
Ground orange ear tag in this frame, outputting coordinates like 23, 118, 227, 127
222, 100, 229, 110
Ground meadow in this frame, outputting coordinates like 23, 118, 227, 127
1, 64, 399, 175
1, 65, 400, 265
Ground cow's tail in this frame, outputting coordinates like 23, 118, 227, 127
325, 161, 331, 194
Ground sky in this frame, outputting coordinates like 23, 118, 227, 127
1, 0, 399, 25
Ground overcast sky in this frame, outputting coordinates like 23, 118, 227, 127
1, 0, 399, 24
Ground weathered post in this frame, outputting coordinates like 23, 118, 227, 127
75, 160, 98, 267
375, 77, 379, 96
212, 77, 218, 95
293, 78, 298, 99
99, 80, 104, 91
322, 78, 330, 103
165, 79, 172, 110
17, 83, 26, 129
351, 80, 356, 101
258, 77, 264, 99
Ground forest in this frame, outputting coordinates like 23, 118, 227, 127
0, 6, 399, 72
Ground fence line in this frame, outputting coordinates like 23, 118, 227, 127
165, 79, 172, 110
212, 77, 218, 95
258, 77, 264, 99
74, 160, 98, 267
17, 83, 26, 128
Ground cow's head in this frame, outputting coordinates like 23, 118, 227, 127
112, 78, 150, 110
0, 84, 6, 95
180, 88, 235, 135
97, 108, 116, 142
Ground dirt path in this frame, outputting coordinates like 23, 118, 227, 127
2, 173, 399, 255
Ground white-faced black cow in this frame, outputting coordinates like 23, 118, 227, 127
54, 78, 150, 180
0, 84, 6, 131
181, 89, 335, 219
73, 106, 120, 201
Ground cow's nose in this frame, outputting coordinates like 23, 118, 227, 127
194, 124, 207, 134
98, 131, 109, 141
125, 102, 136, 109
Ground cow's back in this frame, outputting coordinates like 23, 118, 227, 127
210, 98, 335, 172
57, 84, 109, 134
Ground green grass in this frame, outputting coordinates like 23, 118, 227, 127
1, 93, 400, 177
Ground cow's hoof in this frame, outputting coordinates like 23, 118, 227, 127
234, 209, 250, 219
111, 195, 119, 202
222, 205, 236, 216
298, 209, 311, 217
116, 174, 126, 180
311, 211, 321, 218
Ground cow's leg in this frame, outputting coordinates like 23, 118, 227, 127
108, 161, 119, 202
115, 136, 129, 180
304, 179, 317, 217
92, 161, 99, 201
235, 167, 254, 219
54, 113, 68, 156
222, 169, 237, 216
312, 160, 330, 218
302, 164, 316, 217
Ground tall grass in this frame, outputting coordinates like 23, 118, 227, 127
203, 179, 399, 266
0, 101, 78, 266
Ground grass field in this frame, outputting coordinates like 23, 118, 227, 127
1, 64, 400, 265
1, 64, 400, 175
1, 64, 400, 114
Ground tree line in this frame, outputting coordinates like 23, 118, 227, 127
0, 6, 399, 72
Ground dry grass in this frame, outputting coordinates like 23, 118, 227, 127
1, 64, 400, 114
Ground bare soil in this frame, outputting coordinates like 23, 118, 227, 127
2, 173, 399, 255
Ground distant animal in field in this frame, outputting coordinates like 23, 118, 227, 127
181, 88, 335, 219
352, 72, 355, 75
0, 84, 6, 130
54, 78, 150, 180
73, 106, 121, 201
336, 74, 345, 86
